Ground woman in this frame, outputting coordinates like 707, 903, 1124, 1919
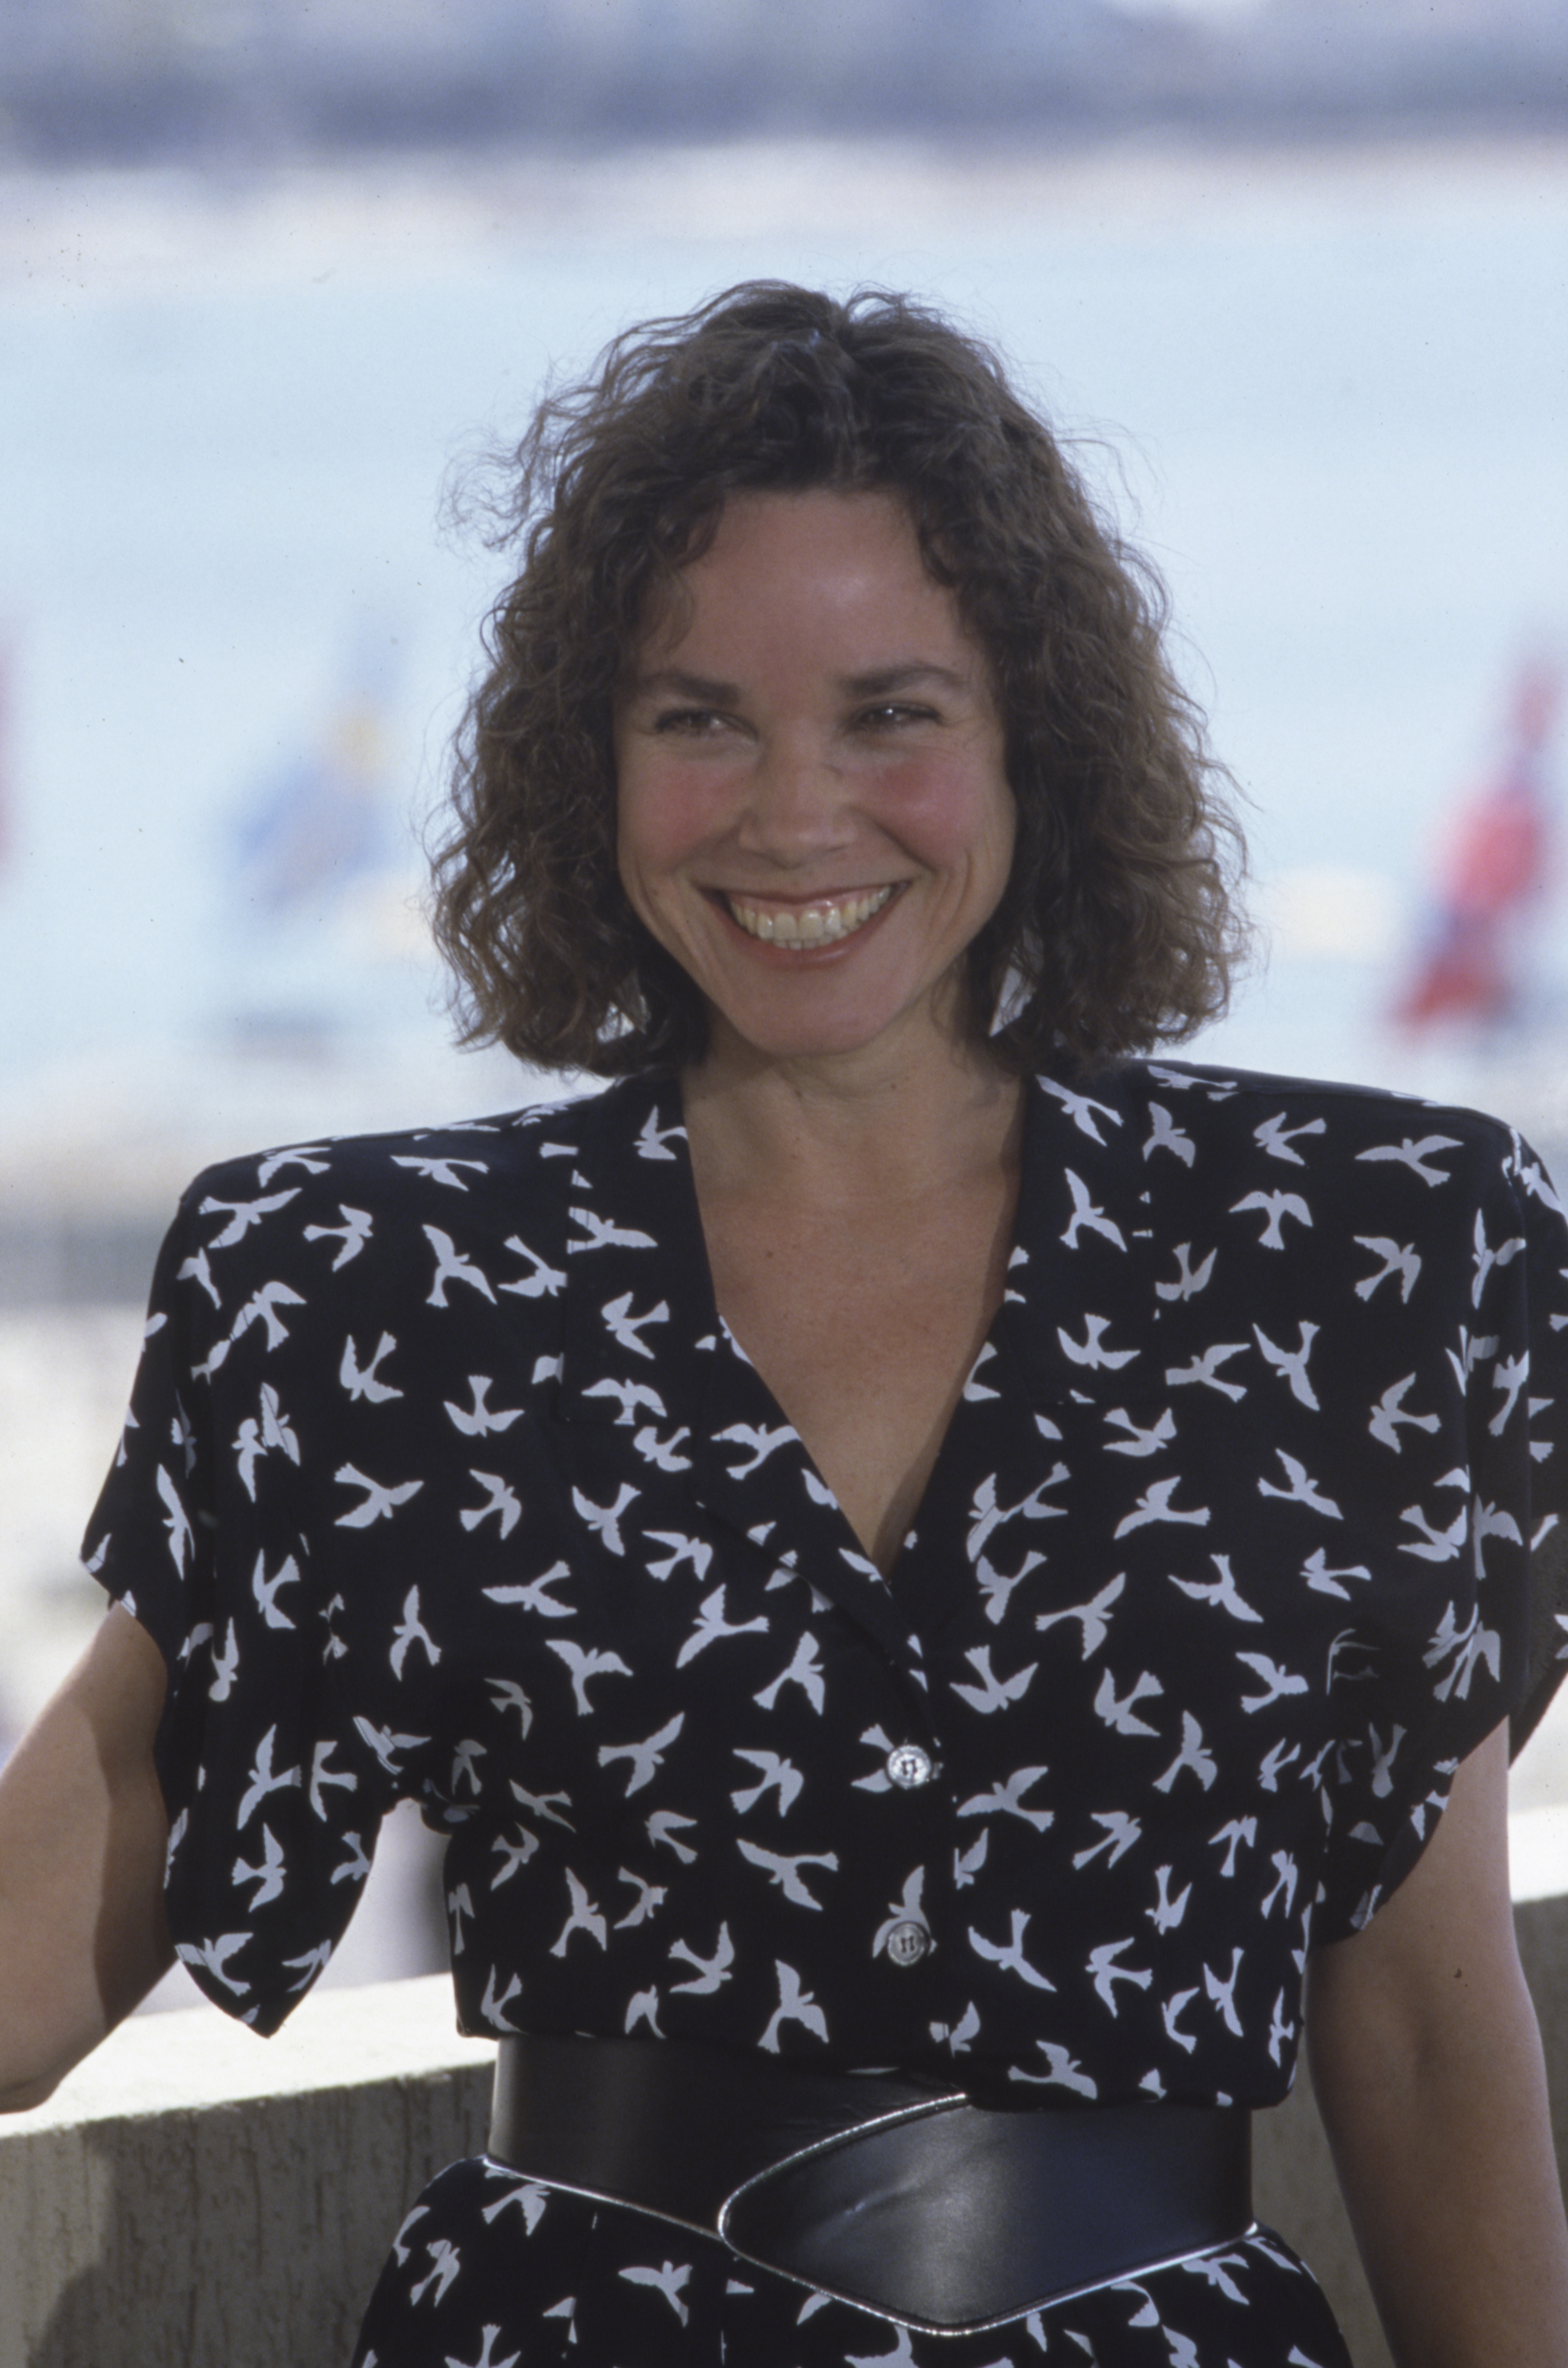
3, 282, 1567, 2365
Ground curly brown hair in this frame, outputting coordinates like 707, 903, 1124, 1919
431, 280, 1247, 1076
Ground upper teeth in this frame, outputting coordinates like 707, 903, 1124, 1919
728, 887, 894, 946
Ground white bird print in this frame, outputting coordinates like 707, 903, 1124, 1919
1257, 1450, 1341, 1519
1254, 1111, 1326, 1165
461, 1471, 523, 1539
760, 1960, 830, 2050
237, 1725, 302, 1827
233, 1827, 286, 1908
308, 1740, 355, 1820
447, 2325, 522, 2368
872, 1869, 930, 1957
846, 2327, 916, 2368
601, 1292, 670, 1360
499, 1233, 567, 1298
1152, 1712, 1218, 1793
624, 1989, 663, 2038
332, 1832, 372, 1888
209, 1620, 240, 1701
1356, 1133, 1462, 1187
737, 1839, 840, 1909
619, 2259, 693, 2324
392, 1153, 488, 1190
1163, 1342, 1249, 1402
1010, 2042, 1098, 2097
1447, 1329, 1500, 1388
340, 1331, 402, 1404
676, 1586, 770, 1666
490, 1829, 540, 1887
390, 1585, 441, 1678
1489, 1350, 1531, 1437
1210, 1817, 1256, 1876
566, 1207, 658, 1253
730, 1749, 804, 1816
957, 1766, 1053, 1834
1257, 1739, 1301, 1791
1114, 1477, 1211, 1536
176, 1933, 253, 1995
545, 1638, 633, 1715
1399, 1498, 1468, 1561
1472, 1206, 1527, 1309
582, 1377, 668, 1426
965, 1467, 1069, 1560
177, 1246, 221, 1306
1035, 1573, 1125, 1657
1204, 1948, 1245, 2035
975, 1549, 1045, 1626
507, 1781, 574, 1830
1236, 1651, 1309, 1712
931, 2001, 983, 2054
352, 1716, 431, 1775
643, 1530, 713, 1583
754, 1633, 826, 1713
197, 1188, 302, 1248
1072, 1811, 1141, 1869
1056, 1313, 1137, 1370
1148, 1866, 1192, 1932
716, 1421, 795, 1478
613, 1869, 668, 1928
1162, 1986, 1200, 2054
1260, 1850, 1299, 1918
423, 1226, 498, 1309
1301, 1548, 1372, 1597
1471, 1496, 1522, 1572
444, 1375, 525, 1435
1088, 1938, 1154, 2014
229, 1279, 306, 1351
334, 1464, 424, 1528
486, 1680, 534, 1739
571, 1482, 639, 1555
1267, 1992, 1295, 2068
1143, 1104, 1196, 1166
1352, 1235, 1422, 1303
409, 2240, 462, 2306
668, 1923, 739, 1998
646, 1810, 699, 1864
255, 1146, 330, 1187
246, 1549, 301, 1632
303, 1204, 374, 1270
548, 1871, 608, 1958
1093, 1668, 1163, 1737
962, 1341, 1000, 1402
951, 1644, 1039, 1715
967, 1910, 1056, 1990
953, 1829, 989, 1888
484, 1562, 571, 1620
157, 1461, 195, 1573
1252, 1321, 1320, 1409
1034, 1075, 1122, 1142
636, 1106, 684, 1161
1155, 1242, 1217, 1303
1368, 1373, 1443, 1453
1061, 1169, 1128, 1249
598, 1712, 685, 1796
1231, 1190, 1312, 1249
1170, 1553, 1261, 1623
632, 1423, 694, 1473
1103, 1406, 1177, 1458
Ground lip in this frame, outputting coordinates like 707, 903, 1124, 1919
706, 883, 904, 956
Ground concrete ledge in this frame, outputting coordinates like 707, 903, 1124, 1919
0, 1977, 494, 2368
3, 1904, 1565, 2368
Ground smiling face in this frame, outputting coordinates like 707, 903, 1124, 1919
613, 488, 1016, 1076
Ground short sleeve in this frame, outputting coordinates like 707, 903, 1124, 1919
1317, 1128, 1568, 1936
83, 1176, 416, 2033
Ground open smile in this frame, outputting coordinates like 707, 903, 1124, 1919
719, 885, 898, 949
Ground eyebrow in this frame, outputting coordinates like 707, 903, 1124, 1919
626, 661, 976, 705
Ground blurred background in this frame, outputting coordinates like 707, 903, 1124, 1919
2, 0, 1565, 2003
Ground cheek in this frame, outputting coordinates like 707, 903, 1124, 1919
615, 764, 721, 886
878, 759, 1015, 880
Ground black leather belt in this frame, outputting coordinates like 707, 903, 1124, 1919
488, 2033, 1254, 2335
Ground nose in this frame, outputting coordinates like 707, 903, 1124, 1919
736, 727, 853, 863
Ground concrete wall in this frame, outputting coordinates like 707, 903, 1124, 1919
3, 1906, 1566, 2368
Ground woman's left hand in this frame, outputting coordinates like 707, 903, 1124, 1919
1307, 1720, 1568, 2365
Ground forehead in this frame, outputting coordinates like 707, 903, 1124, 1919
635, 487, 973, 668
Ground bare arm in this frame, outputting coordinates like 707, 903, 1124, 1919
0, 1603, 174, 2110
1307, 1720, 1568, 2366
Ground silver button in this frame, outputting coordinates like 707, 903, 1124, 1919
884, 1920, 930, 1967
885, 1744, 934, 1790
